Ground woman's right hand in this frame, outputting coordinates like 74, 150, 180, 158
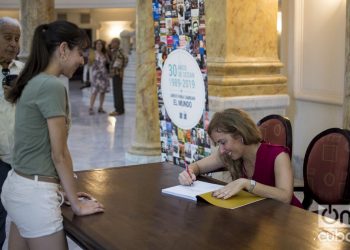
178, 169, 196, 186
72, 198, 105, 216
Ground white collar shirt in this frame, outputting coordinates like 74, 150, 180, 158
0, 60, 24, 164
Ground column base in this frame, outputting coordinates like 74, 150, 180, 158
208, 94, 290, 122
125, 152, 161, 165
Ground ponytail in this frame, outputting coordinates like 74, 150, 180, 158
8, 21, 89, 103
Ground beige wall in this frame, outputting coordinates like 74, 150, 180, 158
0, 10, 19, 19
285, 0, 346, 177
0, 8, 136, 46
56, 8, 136, 43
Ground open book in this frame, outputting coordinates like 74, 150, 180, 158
161, 180, 265, 209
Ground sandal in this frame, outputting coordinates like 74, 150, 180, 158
109, 111, 124, 116
98, 108, 106, 114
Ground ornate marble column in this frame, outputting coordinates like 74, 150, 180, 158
125, 0, 161, 164
206, 0, 288, 121
18, 0, 55, 62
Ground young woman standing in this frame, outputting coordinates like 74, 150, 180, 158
3, 21, 104, 249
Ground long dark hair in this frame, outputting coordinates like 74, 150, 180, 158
8, 20, 89, 103
93, 39, 107, 54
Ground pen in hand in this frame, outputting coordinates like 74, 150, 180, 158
185, 162, 193, 185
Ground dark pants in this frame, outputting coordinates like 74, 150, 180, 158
0, 160, 11, 248
112, 75, 124, 113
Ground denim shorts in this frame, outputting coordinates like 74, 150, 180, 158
1, 169, 64, 238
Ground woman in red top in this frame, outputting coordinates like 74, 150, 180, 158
178, 108, 302, 208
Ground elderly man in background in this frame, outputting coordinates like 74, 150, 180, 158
109, 37, 128, 116
0, 16, 24, 248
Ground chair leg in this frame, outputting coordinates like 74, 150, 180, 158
302, 194, 313, 210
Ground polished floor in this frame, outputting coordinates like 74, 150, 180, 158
68, 82, 136, 171
69, 50, 137, 172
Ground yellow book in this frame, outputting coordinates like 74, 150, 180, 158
197, 190, 265, 209
162, 181, 265, 209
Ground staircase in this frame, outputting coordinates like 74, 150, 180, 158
122, 51, 136, 104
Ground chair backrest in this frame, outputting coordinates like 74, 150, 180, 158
257, 114, 293, 155
302, 128, 350, 209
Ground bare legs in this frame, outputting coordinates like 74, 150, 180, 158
8, 222, 27, 250
98, 93, 106, 113
8, 222, 68, 250
89, 92, 97, 115
89, 92, 106, 115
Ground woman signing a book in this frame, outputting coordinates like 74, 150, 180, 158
178, 108, 302, 208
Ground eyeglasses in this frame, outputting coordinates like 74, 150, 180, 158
2, 68, 18, 87
2, 68, 9, 78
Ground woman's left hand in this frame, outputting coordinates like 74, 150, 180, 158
212, 178, 248, 199
63, 191, 96, 206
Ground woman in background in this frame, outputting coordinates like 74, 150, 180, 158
178, 108, 302, 208
3, 20, 104, 249
88, 39, 110, 115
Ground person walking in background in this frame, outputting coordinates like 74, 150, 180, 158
3, 20, 104, 249
80, 44, 93, 89
109, 37, 128, 116
88, 39, 110, 115
0, 16, 24, 249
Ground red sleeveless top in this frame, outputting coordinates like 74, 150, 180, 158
246, 143, 303, 208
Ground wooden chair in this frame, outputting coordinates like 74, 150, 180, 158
257, 115, 306, 192
257, 114, 293, 155
301, 128, 350, 209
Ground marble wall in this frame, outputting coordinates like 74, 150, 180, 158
19, 0, 55, 61
205, 0, 287, 97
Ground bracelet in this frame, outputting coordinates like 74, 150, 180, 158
248, 179, 256, 193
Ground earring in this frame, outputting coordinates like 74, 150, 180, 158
241, 137, 244, 144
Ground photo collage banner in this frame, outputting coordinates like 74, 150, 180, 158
152, 0, 210, 167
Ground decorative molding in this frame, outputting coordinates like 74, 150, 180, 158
293, 0, 343, 106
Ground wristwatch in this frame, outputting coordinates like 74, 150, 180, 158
248, 179, 256, 193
